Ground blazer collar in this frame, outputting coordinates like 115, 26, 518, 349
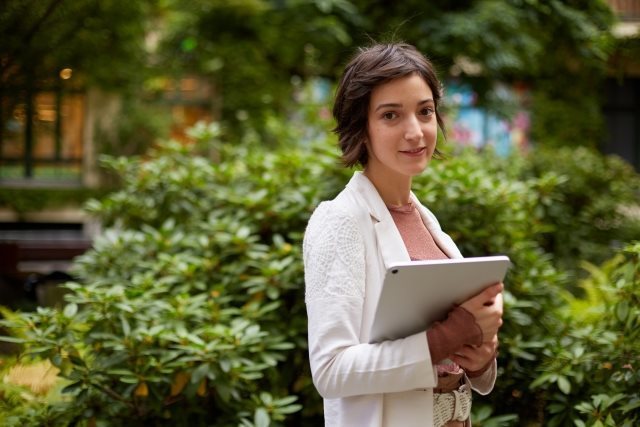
347, 172, 410, 266
346, 171, 438, 228
345, 171, 461, 263
346, 171, 390, 222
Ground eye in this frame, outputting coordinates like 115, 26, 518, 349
382, 111, 398, 120
420, 107, 435, 117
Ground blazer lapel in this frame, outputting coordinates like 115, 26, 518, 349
347, 172, 411, 268
346, 172, 462, 264
374, 218, 410, 267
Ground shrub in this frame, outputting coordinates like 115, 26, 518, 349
0, 123, 334, 426
530, 242, 640, 427
0, 187, 105, 218
1, 122, 638, 426
518, 146, 640, 276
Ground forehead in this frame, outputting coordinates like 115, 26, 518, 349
369, 74, 433, 107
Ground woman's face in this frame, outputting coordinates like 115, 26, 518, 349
365, 73, 438, 182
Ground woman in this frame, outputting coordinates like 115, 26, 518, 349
303, 43, 503, 427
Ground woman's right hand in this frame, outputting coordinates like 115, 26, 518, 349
460, 282, 504, 341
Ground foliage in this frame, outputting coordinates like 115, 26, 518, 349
0, 123, 327, 425
1, 120, 639, 425
147, 0, 616, 142
530, 242, 640, 427
529, 87, 605, 149
1, 0, 621, 149
0, 187, 105, 217
0, 356, 74, 427
154, 0, 357, 137
517, 146, 640, 275
0, 0, 156, 91
94, 94, 173, 177
414, 146, 639, 424
113, 96, 172, 158
348, 0, 614, 147
0, 126, 552, 425
356, 0, 613, 79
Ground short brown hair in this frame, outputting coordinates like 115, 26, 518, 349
332, 43, 445, 167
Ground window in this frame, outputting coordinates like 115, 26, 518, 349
1, 86, 84, 182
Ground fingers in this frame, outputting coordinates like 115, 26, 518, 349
493, 292, 504, 312
450, 351, 484, 371
483, 282, 504, 299
450, 337, 498, 370
454, 341, 495, 359
462, 282, 503, 310
482, 311, 503, 338
459, 282, 504, 339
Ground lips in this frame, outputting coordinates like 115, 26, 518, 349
400, 147, 426, 156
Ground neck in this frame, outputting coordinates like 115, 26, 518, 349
363, 168, 412, 207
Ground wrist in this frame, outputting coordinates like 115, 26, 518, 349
466, 356, 495, 378
426, 306, 483, 363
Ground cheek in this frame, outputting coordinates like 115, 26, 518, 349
423, 122, 438, 141
367, 124, 385, 148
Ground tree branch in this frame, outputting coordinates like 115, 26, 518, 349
0, 0, 65, 82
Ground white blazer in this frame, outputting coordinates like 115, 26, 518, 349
303, 172, 496, 427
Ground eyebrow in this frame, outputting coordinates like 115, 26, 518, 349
374, 99, 434, 112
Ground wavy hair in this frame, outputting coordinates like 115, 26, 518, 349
332, 43, 445, 167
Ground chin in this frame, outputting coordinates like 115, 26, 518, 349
417, 158, 431, 170
406, 164, 429, 176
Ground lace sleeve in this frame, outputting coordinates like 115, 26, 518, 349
303, 202, 437, 399
303, 202, 365, 303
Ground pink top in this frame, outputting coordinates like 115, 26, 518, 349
388, 202, 464, 377
387, 202, 448, 261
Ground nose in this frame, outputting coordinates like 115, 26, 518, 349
404, 116, 423, 142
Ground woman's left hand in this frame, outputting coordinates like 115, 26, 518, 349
449, 334, 498, 372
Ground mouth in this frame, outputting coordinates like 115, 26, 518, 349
400, 147, 427, 156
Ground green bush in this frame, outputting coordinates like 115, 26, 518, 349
0, 123, 333, 426
1, 123, 639, 426
530, 242, 640, 427
0, 187, 105, 217
518, 146, 640, 276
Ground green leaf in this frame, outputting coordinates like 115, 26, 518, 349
191, 363, 210, 384
61, 380, 84, 394
120, 314, 131, 337
557, 376, 571, 394
0, 336, 26, 343
119, 376, 139, 384
26, 345, 56, 355
273, 395, 298, 406
260, 392, 272, 405
472, 405, 493, 422
605, 414, 616, 426
615, 301, 629, 322
107, 369, 136, 376
276, 404, 302, 415
68, 353, 86, 367
254, 407, 270, 427
64, 303, 78, 318
621, 399, 640, 413
220, 359, 231, 373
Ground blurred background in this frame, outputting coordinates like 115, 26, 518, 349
0, 1, 639, 426
0, 0, 638, 291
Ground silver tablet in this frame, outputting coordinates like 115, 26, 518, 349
368, 255, 511, 343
